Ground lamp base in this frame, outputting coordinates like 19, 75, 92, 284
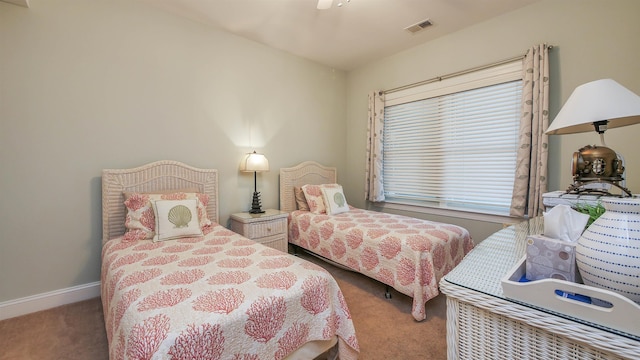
249, 191, 265, 214
565, 180, 632, 197
568, 144, 632, 197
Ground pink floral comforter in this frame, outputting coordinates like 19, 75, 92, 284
101, 224, 359, 360
289, 208, 474, 321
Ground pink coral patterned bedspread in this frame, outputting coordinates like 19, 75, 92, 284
101, 224, 359, 360
288, 208, 474, 321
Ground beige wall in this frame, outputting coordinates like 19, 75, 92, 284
2, 0, 640, 304
0, 0, 347, 302
345, 0, 640, 243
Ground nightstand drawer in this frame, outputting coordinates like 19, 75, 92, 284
255, 234, 288, 253
229, 209, 289, 252
246, 218, 287, 239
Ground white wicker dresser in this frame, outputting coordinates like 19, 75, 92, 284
440, 217, 640, 360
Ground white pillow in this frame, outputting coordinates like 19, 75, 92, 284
321, 185, 350, 215
151, 199, 203, 242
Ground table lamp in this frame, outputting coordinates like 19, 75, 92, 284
239, 151, 269, 213
546, 79, 640, 197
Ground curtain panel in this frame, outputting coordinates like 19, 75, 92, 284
510, 44, 550, 218
365, 91, 385, 202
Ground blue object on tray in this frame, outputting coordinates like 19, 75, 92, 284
554, 289, 592, 304
517, 274, 592, 304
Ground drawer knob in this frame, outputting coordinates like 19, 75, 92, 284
267, 227, 272, 232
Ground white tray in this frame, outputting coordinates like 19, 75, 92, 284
501, 256, 640, 337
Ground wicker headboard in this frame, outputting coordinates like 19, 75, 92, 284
279, 161, 337, 212
101, 160, 218, 245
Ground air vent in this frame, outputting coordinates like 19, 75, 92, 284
405, 19, 433, 34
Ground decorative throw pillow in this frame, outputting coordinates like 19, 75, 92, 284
151, 199, 203, 242
321, 184, 350, 215
123, 191, 212, 241
301, 184, 326, 214
294, 186, 310, 211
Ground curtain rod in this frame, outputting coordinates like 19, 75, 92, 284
382, 45, 553, 95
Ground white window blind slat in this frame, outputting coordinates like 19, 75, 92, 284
382, 60, 522, 215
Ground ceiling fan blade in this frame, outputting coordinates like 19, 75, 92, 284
317, 0, 333, 10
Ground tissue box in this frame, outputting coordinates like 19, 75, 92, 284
525, 235, 579, 282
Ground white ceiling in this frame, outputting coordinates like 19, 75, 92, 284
2, 0, 541, 71
140, 0, 541, 71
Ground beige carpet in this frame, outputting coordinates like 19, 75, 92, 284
0, 251, 447, 360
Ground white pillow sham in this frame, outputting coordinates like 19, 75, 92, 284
321, 185, 350, 215
151, 199, 203, 242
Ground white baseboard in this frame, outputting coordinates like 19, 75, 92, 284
0, 282, 101, 321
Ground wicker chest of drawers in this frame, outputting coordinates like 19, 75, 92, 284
229, 209, 288, 252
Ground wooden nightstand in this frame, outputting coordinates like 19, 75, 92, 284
229, 209, 289, 252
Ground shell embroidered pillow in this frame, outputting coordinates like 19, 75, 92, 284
321, 185, 350, 215
123, 192, 212, 241
151, 199, 203, 242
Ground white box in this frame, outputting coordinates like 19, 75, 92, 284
542, 191, 601, 211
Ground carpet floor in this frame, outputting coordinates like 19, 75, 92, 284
0, 251, 447, 360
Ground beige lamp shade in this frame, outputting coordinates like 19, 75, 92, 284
239, 151, 269, 172
546, 79, 640, 135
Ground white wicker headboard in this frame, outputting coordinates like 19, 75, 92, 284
279, 161, 337, 212
102, 160, 219, 245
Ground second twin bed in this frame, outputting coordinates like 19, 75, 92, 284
280, 161, 474, 321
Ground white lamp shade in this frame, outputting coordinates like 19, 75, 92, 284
546, 79, 640, 135
239, 151, 269, 172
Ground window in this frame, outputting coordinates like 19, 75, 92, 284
382, 60, 522, 216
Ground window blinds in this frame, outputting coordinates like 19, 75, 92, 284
382, 60, 522, 215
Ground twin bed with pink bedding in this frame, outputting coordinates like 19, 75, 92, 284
101, 161, 359, 360
280, 161, 474, 321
